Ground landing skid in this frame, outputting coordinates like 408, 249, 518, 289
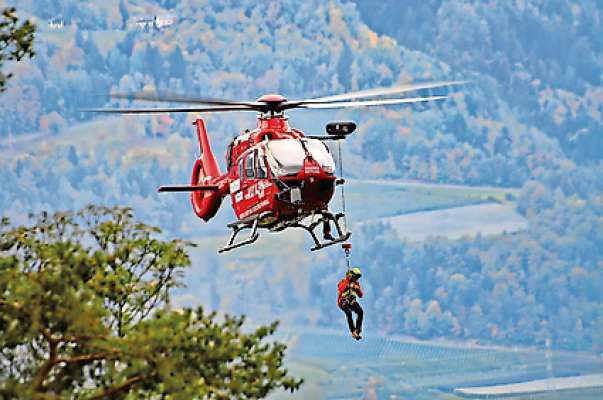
217, 211, 351, 253
291, 212, 351, 251
217, 213, 264, 253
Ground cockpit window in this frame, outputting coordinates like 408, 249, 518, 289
266, 139, 335, 176
305, 139, 335, 173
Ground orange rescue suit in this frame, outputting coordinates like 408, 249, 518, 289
337, 277, 363, 307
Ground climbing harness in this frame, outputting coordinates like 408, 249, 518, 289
341, 243, 355, 302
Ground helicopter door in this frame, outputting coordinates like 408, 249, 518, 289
232, 149, 274, 221
232, 150, 258, 219
233, 152, 253, 211
231, 157, 245, 206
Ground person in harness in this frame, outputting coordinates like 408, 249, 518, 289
337, 267, 364, 340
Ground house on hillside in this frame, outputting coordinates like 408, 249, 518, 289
135, 15, 174, 32
48, 16, 64, 29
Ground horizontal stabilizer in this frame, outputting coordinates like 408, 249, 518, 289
158, 184, 219, 193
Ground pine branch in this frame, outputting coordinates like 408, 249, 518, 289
56, 353, 114, 365
86, 375, 147, 400
32, 330, 60, 391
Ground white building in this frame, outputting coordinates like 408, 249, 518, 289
135, 15, 174, 31
48, 17, 64, 29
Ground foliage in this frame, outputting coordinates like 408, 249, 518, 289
0, 7, 35, 92
353, 0, 603, 163
0, 206, 302, 399
0, 0, 567, 185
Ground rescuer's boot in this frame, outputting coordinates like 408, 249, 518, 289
323, 221, 335, 241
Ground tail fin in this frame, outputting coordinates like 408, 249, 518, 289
190, 118, 225, 221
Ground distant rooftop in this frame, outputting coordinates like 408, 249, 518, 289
134, 15, 175, 30
48, 16, 64, 29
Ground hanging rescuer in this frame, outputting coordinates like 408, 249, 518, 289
337, 243, 364, 340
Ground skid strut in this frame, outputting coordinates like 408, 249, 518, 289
218, 211, 350, 253
218, 215, 262, 253
292, 211, 351, 251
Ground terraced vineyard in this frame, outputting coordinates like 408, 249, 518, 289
270, 330, 603, 400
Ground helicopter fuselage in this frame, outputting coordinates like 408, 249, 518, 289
106, 83, 459, 252
222, 115, 336, 228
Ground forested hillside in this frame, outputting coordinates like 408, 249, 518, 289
2, 0, 566, 186
313, 163, 603, 351
0, 0, 601, 352
353, 0, 603, 163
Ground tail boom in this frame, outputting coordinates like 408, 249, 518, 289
190, 118, 227, 222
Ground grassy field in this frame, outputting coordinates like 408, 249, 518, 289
381, 203, 528, 242
344, 179, 517, 221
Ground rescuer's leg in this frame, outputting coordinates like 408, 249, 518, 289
351, 302, 363, 339
322, 218, 335, 241
340, 303, 356, 335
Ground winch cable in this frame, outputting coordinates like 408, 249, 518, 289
337, 141, 348, 234
337, 141, 352, 272
344, 244, 351, 272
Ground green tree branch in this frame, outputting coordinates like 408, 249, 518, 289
0, 7, 35, 92
0, 206, 302, 398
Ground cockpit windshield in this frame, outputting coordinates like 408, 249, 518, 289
266, 139, 335, 176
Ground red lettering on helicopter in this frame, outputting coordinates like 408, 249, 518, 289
240, 199, 270, 219
243, 181, 271, 201
304, 166, 320, 174
229, 179, 241, 193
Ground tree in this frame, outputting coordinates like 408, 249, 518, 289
0, 7, 35, 92
169, 45, 186, 79
0, 206, 302, 399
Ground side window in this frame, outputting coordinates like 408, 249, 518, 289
226, 142, 233, 168
245, 152, 255, 179
238, 158, 244, 179
256, 149, 267, 178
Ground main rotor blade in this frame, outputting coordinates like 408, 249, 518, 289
158, 184, 219, 192
108, 91, 262, 108
290, 95, 447, 110
290, 80, 465, 105
83, 105, 260, 114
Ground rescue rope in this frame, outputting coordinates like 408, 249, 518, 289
336, 142, 352, 273
337, 141, 348, 233
344, 246, 351, 272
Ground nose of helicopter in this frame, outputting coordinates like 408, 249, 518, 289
300, 157, 336, 203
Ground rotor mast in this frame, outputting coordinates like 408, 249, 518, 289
254, 93, 291, 131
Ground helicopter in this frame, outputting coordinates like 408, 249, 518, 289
91, 80, 463, 253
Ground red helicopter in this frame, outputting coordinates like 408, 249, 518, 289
92, 81, 462, 252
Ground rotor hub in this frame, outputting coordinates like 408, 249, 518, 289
256, 94, 287, 103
